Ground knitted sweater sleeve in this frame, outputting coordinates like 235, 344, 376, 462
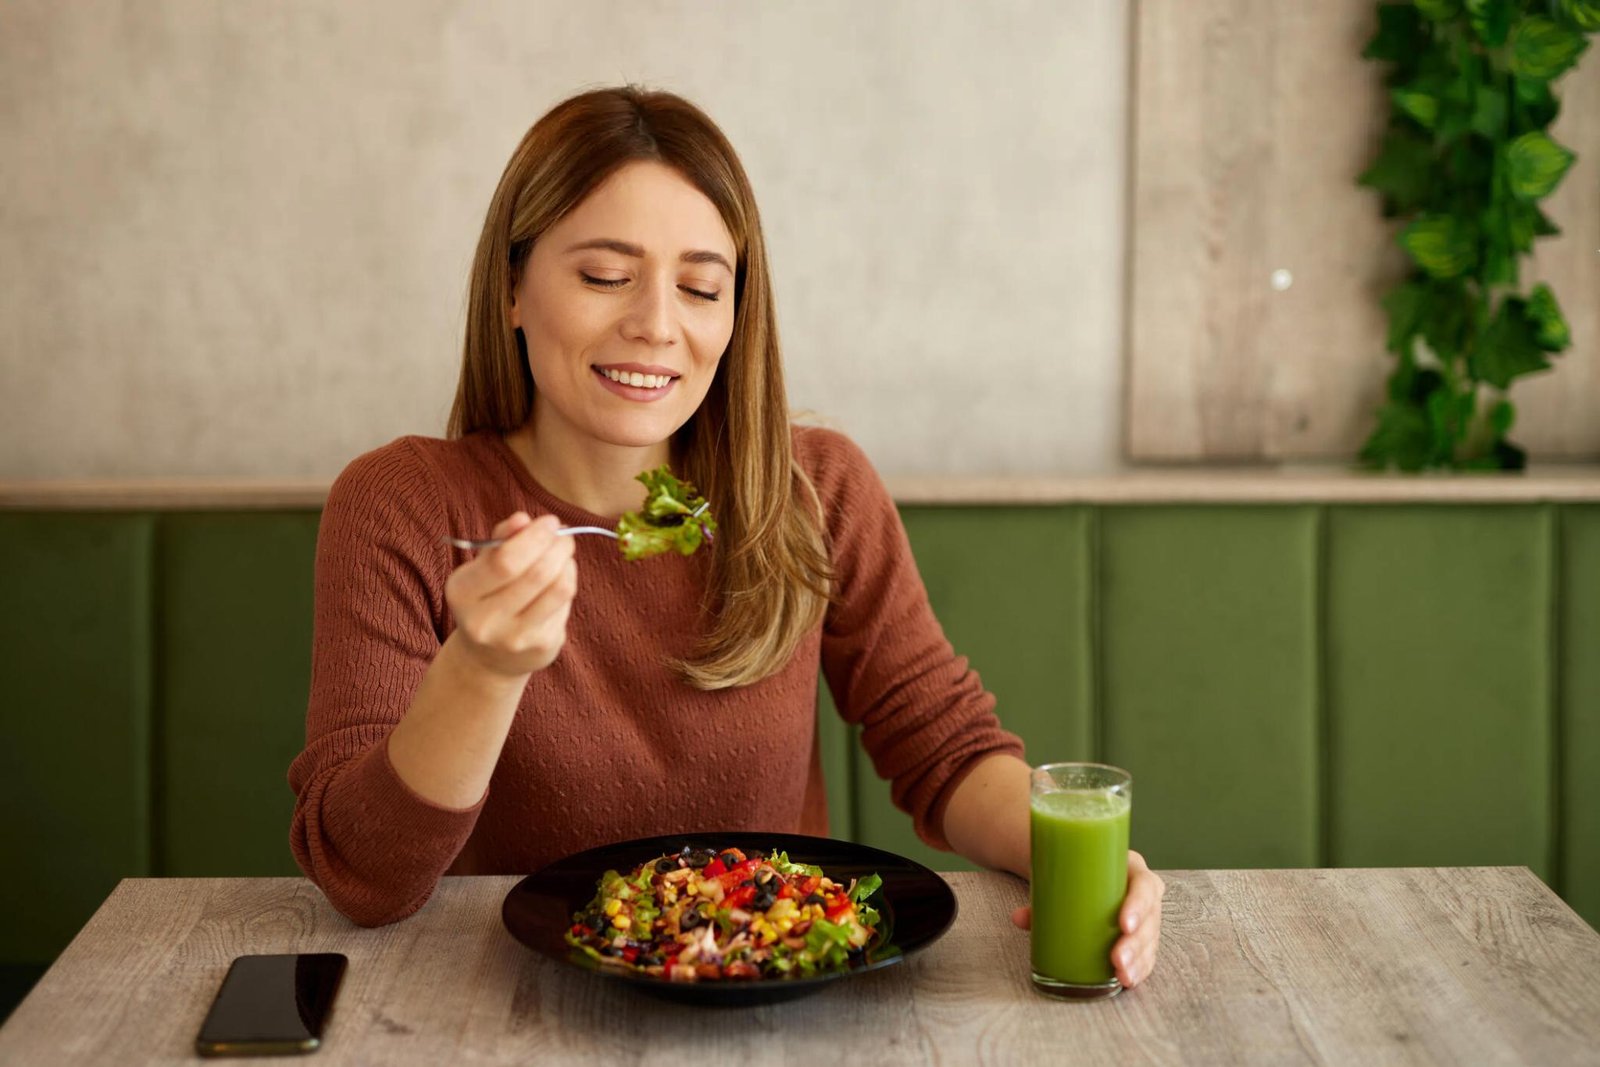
287, 440, 484, 927
807, 429, 1026, 851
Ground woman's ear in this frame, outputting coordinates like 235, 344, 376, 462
509, 294, 521, 330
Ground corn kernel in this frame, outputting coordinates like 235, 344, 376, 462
611, 915, 630, 931
776, 918, 794, 934
603, 898, 622, 917
760, 928, 777, 945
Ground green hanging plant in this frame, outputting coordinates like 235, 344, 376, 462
1357, 0, 1594, 471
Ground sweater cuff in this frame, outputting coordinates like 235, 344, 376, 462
310, 737, 487, 925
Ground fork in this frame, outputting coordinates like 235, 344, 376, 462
442, 502, 708, 551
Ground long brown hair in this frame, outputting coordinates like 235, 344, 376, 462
448, 86, 831, 689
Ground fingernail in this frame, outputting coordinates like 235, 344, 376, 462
1127, 912, 1139, 933
1119, 948, 1133, 967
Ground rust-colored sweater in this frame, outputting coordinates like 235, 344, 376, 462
288, 426, 1023, 926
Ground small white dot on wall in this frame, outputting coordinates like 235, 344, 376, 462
1271, 269, 1294, 292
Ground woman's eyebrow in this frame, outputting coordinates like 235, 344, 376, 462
563, 238, 733, 274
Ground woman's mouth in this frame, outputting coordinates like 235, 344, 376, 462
592, 365, 679, 402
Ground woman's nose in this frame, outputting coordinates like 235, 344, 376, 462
619, 278, 677, 347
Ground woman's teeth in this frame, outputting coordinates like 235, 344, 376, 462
602, 368, 673, 389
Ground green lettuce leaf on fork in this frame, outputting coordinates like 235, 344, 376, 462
615, 466, 716, 561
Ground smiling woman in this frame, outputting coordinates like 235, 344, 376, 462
286, 86, 1162, 989
447, 88, 827, 691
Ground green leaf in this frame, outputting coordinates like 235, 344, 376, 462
1526, 283, 1571, 350
1506, 131, 1576, 199
1489, 398, 1516, 436
1473, 298, 1552, 388
1381, 281, 1430, 355
1399, 216, 1478, 278
1358, 128, 1435, 214
1426, 386, 1459, 446
615, 466, 716, 561
849, 873, 883, 904
1509, 17, 1590, 80
1364, 3, 1425, 62
1415, 0, 1461, 18
1465, 0, 1513, 46
1420, 282, 1470, 361
1470, 82, 1509, 138
1392, 88, 1441, 128
1507, 200, 1561, 251
1554, 0, 1600, 33
1431, 70, 1477, 142
1513, 75, 1561, 128
1482, 232, 1519, 286
1360, 398, 1437, 471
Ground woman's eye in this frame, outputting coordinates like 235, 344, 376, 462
682, 286, 720, 302
580, 273, 627, 289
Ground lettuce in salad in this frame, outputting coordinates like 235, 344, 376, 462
616, 466, 716, 561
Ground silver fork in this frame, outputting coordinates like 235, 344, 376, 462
442, 502, 708, 551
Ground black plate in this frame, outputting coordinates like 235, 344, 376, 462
502, 831, 957, 1006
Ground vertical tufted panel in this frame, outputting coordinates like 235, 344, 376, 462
0, 514, 154, 963
1098, 506, 1321, 868
157, 512, 319, 876
1325, 507, 1553, 877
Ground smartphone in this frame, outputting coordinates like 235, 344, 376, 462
195, 953, 347, 1057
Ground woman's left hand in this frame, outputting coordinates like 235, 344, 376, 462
1009, 849, 1166, 989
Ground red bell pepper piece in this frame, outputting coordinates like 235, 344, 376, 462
622, 946, 639, 963
725, 885, 757, 910
702, 858, 727, 878
825, 896, 853, 920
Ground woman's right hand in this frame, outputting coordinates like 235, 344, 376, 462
444, 512, 578, 679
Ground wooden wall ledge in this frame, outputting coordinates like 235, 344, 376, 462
3, 467, 1600, 510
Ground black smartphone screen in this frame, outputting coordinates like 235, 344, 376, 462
195, 953, 347, 1057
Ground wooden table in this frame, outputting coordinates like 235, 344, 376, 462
2, 868, 1597, 1065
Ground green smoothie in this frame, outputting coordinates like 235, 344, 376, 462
1030, 789, 1131, 986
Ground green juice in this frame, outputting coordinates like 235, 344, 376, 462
1030, 789, 1131, 986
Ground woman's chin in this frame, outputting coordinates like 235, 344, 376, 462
585, 416, 685, 452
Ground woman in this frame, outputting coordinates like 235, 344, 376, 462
288, 86, 1163, 988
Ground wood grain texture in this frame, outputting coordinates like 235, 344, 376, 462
2, 869, 1597, 1065
1129, 0, 1600, 462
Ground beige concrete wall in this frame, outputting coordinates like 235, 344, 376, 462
0, 0, 1130, 480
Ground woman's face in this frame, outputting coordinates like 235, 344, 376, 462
511, 161, 738, 453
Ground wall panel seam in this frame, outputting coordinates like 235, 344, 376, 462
1317, 505, 1333, 869
1090, 506, 1106, 764
149, 513, 168, 878
1549, 505, 1564, 894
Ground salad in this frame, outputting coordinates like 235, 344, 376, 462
616, 467, 717, 562
564, 845, 884, 981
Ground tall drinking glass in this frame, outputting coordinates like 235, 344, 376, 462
1029, 762, 1131, 999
